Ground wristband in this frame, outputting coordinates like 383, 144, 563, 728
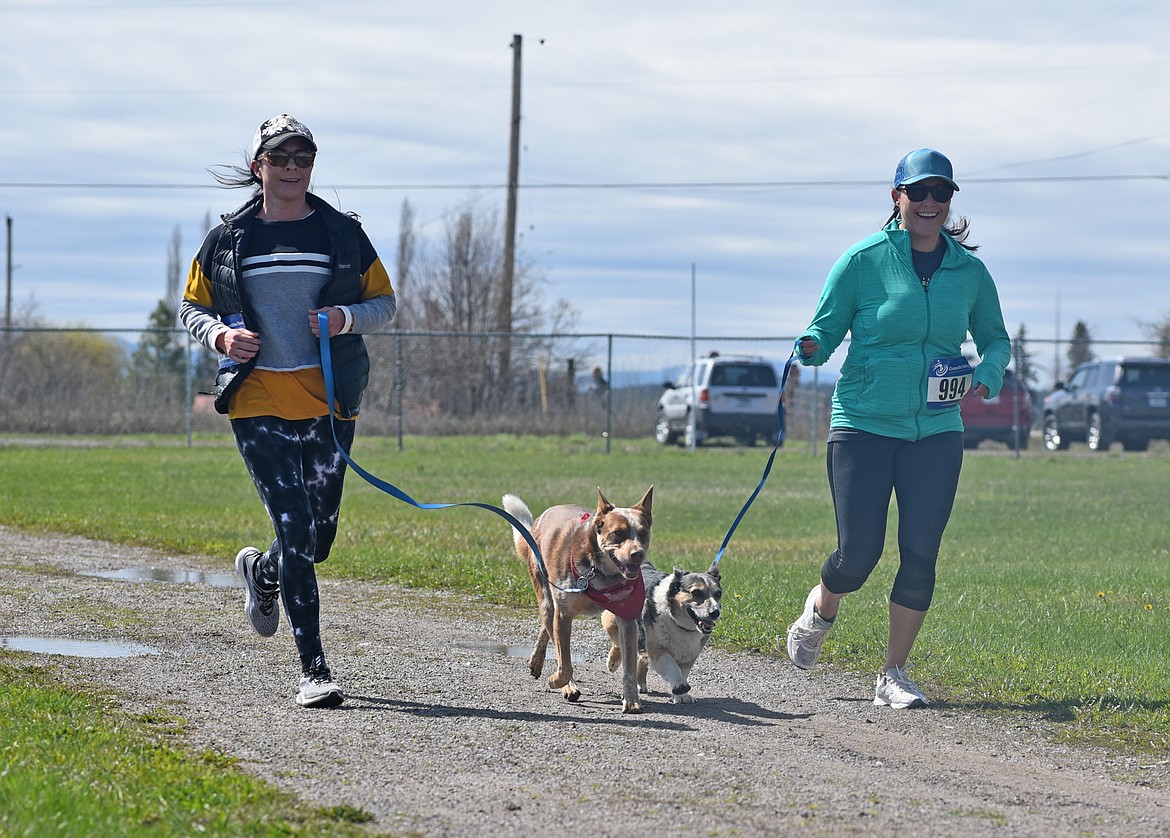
339, 306, 354, 335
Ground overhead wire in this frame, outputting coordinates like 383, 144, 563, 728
1, 174, 1167, 192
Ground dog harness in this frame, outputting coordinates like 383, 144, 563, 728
584, 573, 646, 621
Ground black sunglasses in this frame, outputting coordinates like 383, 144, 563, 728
898, 183, 954, 203
263, 150, 316, 168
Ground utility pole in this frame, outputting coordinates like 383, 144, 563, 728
5, 216, 12, 342
498, 34, 521, 396
1053, 288, 1061, 387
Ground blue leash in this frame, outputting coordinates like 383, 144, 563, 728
316, 313, 585, 593
712, 346, 803, 566
319, 314, 800, 581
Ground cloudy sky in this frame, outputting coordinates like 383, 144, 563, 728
3, 0, 1169, 384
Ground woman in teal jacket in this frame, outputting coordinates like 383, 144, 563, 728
785, 149, 1010, 709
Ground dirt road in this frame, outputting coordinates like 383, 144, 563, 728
2, 526, 1167, 837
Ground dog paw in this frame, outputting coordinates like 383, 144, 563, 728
671, 692, 697, 705
606, 648, 621, 672
622, 700, 644, 714
548, 670, 572, 689
562, 684, 581, 702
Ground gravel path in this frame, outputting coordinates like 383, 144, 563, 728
2, 525, 1167, 837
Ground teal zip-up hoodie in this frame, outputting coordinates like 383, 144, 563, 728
801, 219, 1011, 441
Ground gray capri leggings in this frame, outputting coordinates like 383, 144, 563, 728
820, 428, 964, 612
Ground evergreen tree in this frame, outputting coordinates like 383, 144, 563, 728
130, 300, 186, 394
130, 228, 187, 405
1012, 323, 1039, 389
1067, 320, 1094, 371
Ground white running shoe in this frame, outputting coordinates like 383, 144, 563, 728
874, 666, 929, 709
296, 661, 344, 709
786, 585, 834, 670
236, 547, 280, 637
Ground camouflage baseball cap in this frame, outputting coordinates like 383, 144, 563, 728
250, 114, 317, 160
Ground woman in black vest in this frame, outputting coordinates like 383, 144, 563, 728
180, 114, 396, 708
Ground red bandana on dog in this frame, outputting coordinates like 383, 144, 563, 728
584, 572, 646, 621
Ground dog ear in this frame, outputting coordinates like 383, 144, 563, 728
636, 485, 653, 521
595, 487, 614, 523
707, 560, 721, 580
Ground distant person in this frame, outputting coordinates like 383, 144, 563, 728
785, 149, 1010, 708
179, 114, 396, 708
589, 365, 608, 395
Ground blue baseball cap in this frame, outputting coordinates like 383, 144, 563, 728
893, 148, 959, 191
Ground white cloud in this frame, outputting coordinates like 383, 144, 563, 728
3, 0, 1169, 385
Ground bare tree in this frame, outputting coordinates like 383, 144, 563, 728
1139, 310, 1170, 358
165, 226, 182, 318
388, 204, 577, 419
395, 199, 415, 317
0, 323, 127, 432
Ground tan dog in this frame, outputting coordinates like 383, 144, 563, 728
603, 561, 722, 704
502, 487, 653, 714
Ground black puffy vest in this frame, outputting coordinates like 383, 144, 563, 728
203, 192, 371, 418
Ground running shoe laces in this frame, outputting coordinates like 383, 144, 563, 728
786, 585, 834, 670
874, 665, 929, 709
236, 547, 280, 637
297, 657, 344, 708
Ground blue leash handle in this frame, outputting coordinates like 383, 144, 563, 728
712, 346, 803, 566
316, 313, 583, 592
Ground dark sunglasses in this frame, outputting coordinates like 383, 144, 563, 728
262, 149, 316, 168
898, 183, 954, 203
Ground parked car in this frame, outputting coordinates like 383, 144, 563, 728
1041, 357, 1170, 452
960, 368, 1033, 449
654, 354, 783, 447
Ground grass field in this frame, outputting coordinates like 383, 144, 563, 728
1, 434, 1169, 831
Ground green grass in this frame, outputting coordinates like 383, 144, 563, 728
0, 662, 375, 837
2, 434, 1170, 765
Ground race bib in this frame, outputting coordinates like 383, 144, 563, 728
927, 357, 972, 409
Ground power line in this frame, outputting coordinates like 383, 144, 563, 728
0, 174, 1167, 192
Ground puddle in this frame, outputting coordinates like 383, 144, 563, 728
451, 639, 587, 663
81, 567, 242, 588
0, 636, 159, 658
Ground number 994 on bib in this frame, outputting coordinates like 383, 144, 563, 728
927, 357, 973, 410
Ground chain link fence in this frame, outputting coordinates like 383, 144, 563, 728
1, 326, 1162, 450
0, 327, 833, 449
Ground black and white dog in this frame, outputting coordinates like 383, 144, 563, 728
603, 560, 722, 704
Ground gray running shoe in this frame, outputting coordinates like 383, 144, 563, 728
786, 584, 834, 670
874, 666, 929, 709
297, 659, 344, 708
235, 547, 279, 637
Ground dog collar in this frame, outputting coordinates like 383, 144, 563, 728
584, 572, 645, 621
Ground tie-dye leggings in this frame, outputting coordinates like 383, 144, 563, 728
231, 414, 355, 673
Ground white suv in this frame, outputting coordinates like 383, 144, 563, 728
654, 354, 784, 447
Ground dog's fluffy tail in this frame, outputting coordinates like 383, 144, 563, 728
501, 494, 534, 549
